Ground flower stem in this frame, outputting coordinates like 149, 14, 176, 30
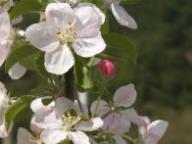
65, 68, 75, 100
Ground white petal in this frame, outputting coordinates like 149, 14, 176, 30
44, 45, 74, 75
114, 135, 127, 144
0, 42, 10, 67
30, 109, 59, 134
111, 3, 137, 29
30, 97, 54, 113
0, 10, 11, 41
122, 108, 146, 126
90, 100, 109, 117
55, 97, 74, 118
0, 85, 8, 127
0, 122, 8, 138
103, 112, 130, 134
12, 16, 23, 25
73, 33, 106, 58
41, 128, 67, 144
8, 63, 26, 80
30, 97, 57, 133
74, 3, 105, 38
75, 117, 103, 131
17, 128, 35, 144
45, 3, 77, 29
103, 113, 119, 130
113, 84, 137, 107
69, 131, 90, 144
25, 22, 59, 53
145, 120, 168, 144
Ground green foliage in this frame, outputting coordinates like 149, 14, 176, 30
10, 0, 48, 19
5, 95, 34, 128
5, 43, 40, 71
75, 57, 93, 91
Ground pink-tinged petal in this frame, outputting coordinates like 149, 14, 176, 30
113, 84, 137, 107
44, 45, 74, 75
74, 3, 105, 38
30, 109, 59, 134
104, 112, 130, 134
73, 33, 106, 58
0, 42, 10, 67
25, 22, 59, 53
45, 3, 77, 29
41, 128, 67, 144
122, 108, 146, 127
69, 131, 90, 144
90, 100, 109, 117
111, 3, 137, 29
55, 97, 74, 118
30, 97, 57, 133
0, 9, 11, 41
113, 135, 127, 144
17, 128, 35, 144
145, 120, 168, 144
8, 63, 26, 80
103, 113, 119, 130
75, 117, 103, 131
113, 116, 131, 134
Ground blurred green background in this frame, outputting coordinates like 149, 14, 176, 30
127, 0, 192, 143
1, 0, 192, 143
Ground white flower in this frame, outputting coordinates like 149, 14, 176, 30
17, 97, 56, 144
0, 7, 26, 79
38, 97, 103, 144
0, 7, 11, 67
0, 81, 10, 138
139, 117, 169, 144
102, 0, 137, 29
90, 84, 137, 144
25, 3, 106, 75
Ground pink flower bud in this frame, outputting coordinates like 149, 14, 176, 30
97, 59, 116, 77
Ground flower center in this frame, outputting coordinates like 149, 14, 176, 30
57, 25, 75, 45
28, 134, 42, 144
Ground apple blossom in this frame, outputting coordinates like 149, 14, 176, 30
0, 82, 10, 138
33, 97, 104, 144
102, 0, 137, 29
25, 3, 106, 75
90, 84, 137, 143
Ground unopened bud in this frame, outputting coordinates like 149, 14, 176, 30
97, 59, 116, 77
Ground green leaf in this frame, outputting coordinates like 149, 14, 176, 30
75, 57, 93, 91
103, 33, 137, 63
9, 0, 46, 20
6, 95, 34, 128
122, 0, 143, 5
5, 44, 40, 71
35, 53, 50, 78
